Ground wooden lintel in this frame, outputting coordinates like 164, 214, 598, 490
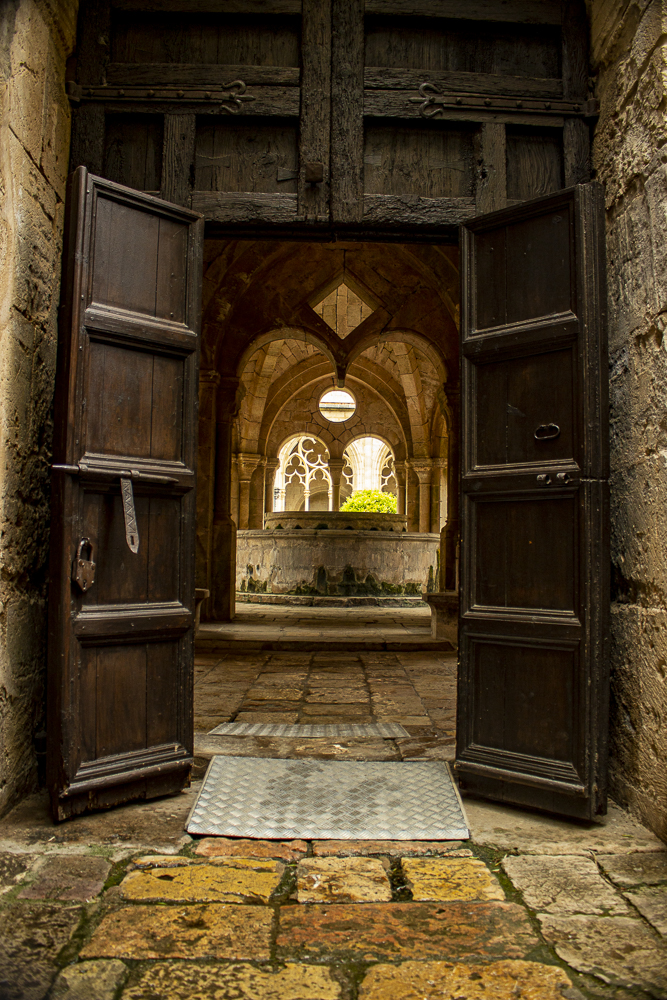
364, 69, 563, 100
363, 194, 476, 227
112, 0, 301, 12
191, 191, 298, 224
107, 64, 301, 88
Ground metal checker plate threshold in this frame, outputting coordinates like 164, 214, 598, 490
187, 756, 469, 840
208, 722, 409, 738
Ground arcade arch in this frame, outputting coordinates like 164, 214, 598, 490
196, 239, 460, 620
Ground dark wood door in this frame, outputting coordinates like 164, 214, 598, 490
456, 183, 609, 820
47, 167, 203, 820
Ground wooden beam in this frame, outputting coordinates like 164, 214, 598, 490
161, 114, 196, 206
364, 1, 562, 25
363, 194, 475, 226
563, 118, 590, 185
77, 0, 111, 86
474, 123, 507, 215
191, 191, 298, 223
69, 105, 106, 174
299, 0, 331, 220
82, 88, 300, 117
562, 0, 589, 101
363, 91, 565, 128
364, 69, 563, 100
331, 0, 364, 224
107, 64, 300, 88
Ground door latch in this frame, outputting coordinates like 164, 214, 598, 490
120, 477, 139, 553
72, 538, 96, 592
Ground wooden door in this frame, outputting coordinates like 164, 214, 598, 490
47, 167, 203, 820
456, 183, 609, 820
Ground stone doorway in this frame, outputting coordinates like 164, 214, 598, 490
193, 237, 460, 766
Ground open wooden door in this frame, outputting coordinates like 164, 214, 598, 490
456, 184, 609, 820
47, 168, 203, 820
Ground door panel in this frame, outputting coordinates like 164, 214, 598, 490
457, 184, 609, 820
48, 167, 203, 820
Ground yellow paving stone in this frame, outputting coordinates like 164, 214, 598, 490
358, 959, 572, 999
122, 961, 342, 999
297, 856, 392, 903
402, 857, 505, 902
80, 904, 272, 960
120, 858, 284, 903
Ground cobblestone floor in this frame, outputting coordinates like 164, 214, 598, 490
0, 614, 665, 998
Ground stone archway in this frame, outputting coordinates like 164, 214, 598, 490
197, 239, 460, 620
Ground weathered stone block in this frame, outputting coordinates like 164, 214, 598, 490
539, 913, 667, 994
598, 852, 667, 887
195, 837, 308, 861
120, 858, 284, 903
624, 886, 667, 936
502, 855, 629, 915
277, 901, 539, 962
19, 854, 111, 901
122, 961, 342, 999
297, 857, 392, 903
403, 857, 505, 903
358, 959, 573, 1000
50, 960, 128, 1000
81, 903, 273, 960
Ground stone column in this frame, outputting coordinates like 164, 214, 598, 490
209, 377, 240, 621
231, 456, 239, 525
441, 385, 460, 592
237, 454, 262, 529
328, 458, 345, 511
196, 371, 219, 603
431, 458, 446, 533
412, 461, 433, 534
264, 459, 279, 521
395, 462, 408, 517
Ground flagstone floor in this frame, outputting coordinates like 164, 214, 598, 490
0, 623, 665, 998
0, 782, 665, 1000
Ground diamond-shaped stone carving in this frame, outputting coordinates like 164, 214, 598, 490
312, 278, 376, 339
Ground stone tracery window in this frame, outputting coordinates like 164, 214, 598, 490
274, 435, 332, 511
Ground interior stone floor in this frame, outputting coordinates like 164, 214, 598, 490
193, 605, 456, 772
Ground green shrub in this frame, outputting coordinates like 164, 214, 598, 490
339, 489, 398, 513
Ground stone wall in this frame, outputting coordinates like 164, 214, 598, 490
591, 0, 667, 840
0, 0, 77, 815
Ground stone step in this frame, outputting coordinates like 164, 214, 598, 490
236, 593, 429, 607
196, 635, 454, 652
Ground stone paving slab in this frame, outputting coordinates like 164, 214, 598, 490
51, 960, 128, 1000
277, 901, 540, 962
195, 837, 308, 861
18, 854, 111, 901
502, 855, 630, 915
312, 839, 472, 857
122, 962, 343, 1000
538, 913, 667, 995
0, 786, 198, 858
357, 959, 574, 1000
598, 852, 667, 886
297, 857, 392, 902
403, 857, 506, 902
0, 852, 34, 893
194, 733, 403, 762
81, 904, 273, 960
119, 858, 284, 903
624, 886, 667, 935
465, 799, 665, 856
0, 901, 82, 1000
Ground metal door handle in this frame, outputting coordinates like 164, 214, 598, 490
556, 472, 571, 484
536, 474, 552, 485
534, 423, 560, 441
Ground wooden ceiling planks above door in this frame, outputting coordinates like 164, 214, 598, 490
69, 0, 594, 233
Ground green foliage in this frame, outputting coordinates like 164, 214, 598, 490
339, 489, 398, 513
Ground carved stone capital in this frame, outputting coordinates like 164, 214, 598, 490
410, 460, 433, 484
236, 452, 263, 481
